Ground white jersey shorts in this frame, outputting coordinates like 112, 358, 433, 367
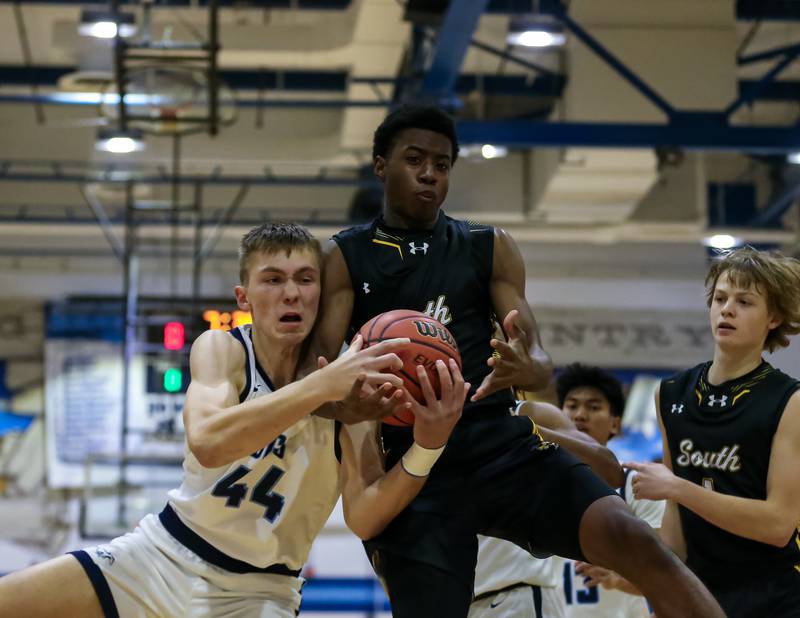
469, 584, 566, 618
70, 513, 303, 618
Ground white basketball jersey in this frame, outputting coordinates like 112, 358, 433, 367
166, 324, 340, 572
563, 469, 665, 618
474, 536, 561, 596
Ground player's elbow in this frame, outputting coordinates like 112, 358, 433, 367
186, 418, 226, 468
344, 507, 387, 541
765, 519, 798, 547
187, 436, 224, 468
345, 515, 379, 540
604, 456, 625, 488
348, 521, 378, 541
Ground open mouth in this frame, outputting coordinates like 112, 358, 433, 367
280, 314, 302, 323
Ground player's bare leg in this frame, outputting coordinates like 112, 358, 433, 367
578, 495, 724, 618
0, 554, 103, 618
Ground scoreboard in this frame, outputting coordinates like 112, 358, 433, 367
45, 298, 251, 488
143, 308, 252, 395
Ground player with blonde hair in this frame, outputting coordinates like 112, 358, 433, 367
0, 222, 467, 618
629, 246, 800, 618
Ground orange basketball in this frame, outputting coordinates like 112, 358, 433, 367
358, 309, 461, 427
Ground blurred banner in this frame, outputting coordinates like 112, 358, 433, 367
535, 307, 712, 369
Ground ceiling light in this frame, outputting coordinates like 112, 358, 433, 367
787, 152, 800, 165
79, 10, 136, 39
481, 144, 508, 159
703, 234, 741, 250
95, 128, 144, 154
507, 16, 565, 48
507, 30, 566, 48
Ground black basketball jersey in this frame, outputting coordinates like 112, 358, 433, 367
659, 361, 800, 584
332, 212, 515, 416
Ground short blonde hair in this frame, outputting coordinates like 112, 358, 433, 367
705, 246, 800, 352
238, 222, 321, 284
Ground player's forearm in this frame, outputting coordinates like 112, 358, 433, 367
673, 478, 795, 546
343, 466, 426, 540
659, 500, 687, 560
188, 376, 332, 467
538, 428, 624, 487
516, 345, 553, 391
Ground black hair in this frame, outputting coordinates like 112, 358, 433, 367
372, 104, 459, 163
556, 363, 625, 418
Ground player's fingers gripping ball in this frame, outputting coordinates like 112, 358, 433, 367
357, 309, 461, 427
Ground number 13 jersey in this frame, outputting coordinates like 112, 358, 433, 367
165, 324, 340, 573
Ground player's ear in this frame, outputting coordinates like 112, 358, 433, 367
374, 156, 386, 182
234, 285, 251, 312
610, 415, 622, 438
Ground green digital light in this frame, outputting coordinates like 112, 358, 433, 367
163, 368, 183, 393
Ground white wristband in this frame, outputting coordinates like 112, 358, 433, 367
401, 442, 445, 477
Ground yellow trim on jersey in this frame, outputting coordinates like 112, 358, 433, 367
375, 228, 404, 243
795, 564, 800, 574
695, 389, 702, 405
732, 389, 750, 405
531, 419, 543, 441
372, 238, 403, 259
732, 365, 771, 392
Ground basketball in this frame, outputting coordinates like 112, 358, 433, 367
357, 309, 461, 427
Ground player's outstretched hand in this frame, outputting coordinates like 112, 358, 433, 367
408, 358, 469, 449
472, 309, 535, 402
625, 461, 678, 501
316, 335, 408, 403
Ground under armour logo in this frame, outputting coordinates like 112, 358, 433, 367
408, 241, 429, 255
96, 547, 115, 565
363, 282, 371, 294
671, 403, 684, 414
707, 394, 728, 408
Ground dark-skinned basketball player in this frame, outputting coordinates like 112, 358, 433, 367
312, 105, 724, 618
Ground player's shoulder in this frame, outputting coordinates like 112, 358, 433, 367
457, 215, 493, 234
661, 362, 707, 390
763, 362, 800, 388
331, 220, 374, 245
190, 328, 247, 375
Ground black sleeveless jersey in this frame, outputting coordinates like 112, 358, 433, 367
332, 212, 515, 416
659, 361, 800, 584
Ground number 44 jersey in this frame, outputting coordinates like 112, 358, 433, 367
166, 324, 340, 572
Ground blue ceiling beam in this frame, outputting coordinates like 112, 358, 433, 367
456, 118, 800, 153
738, 79, 800, 102
0, 65, 565, 98
469, 38, 558, 78
416, 0, 492, 104
726, 47, 800, 117
748, 179, 800, 226
738, 42, 800, 65
0, 93, 388, 108
737, 1, 800, 20
552, 3, 676, 119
